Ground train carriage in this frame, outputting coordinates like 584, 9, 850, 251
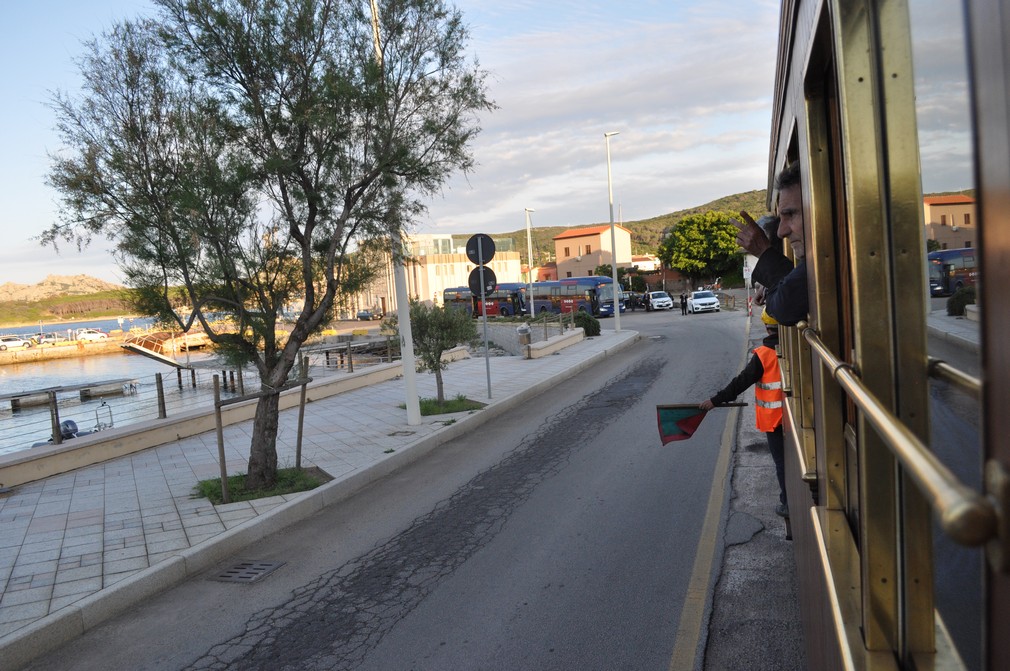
769, 1, 1007, 668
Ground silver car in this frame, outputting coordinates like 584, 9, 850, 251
687, 290, 720, 314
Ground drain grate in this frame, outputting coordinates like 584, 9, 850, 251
210, 561, 285, 583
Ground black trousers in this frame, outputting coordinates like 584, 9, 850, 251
765, 425, 786, 505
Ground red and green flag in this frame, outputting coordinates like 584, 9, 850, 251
656, 403, 746, 444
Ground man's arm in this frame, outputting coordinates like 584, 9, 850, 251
751, 247, 794, 290
707, 354, 764, 406
763, 260, 808, 326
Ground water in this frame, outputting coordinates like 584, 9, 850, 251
0, 346, 241, 457
1, 313, 245, 456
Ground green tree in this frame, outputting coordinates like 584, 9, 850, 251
389, 301, 478, 403
44, 0, 493, 489
927, 239, 941, 253
658, 211, 741, 287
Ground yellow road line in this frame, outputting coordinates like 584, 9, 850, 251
667, 407, 736, 670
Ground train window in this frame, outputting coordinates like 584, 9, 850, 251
909, 1, 983, 668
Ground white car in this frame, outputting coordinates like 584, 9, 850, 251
76, 329, 109, 341
645, 291, 674, 311
0, 335, 33, 350
687, 290, 720, 314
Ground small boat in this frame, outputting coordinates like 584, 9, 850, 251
32, 402, 114, 448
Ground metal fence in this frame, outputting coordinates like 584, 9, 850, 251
0, 340, 398, 457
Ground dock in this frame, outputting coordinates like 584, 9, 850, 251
0, 379, 139, 411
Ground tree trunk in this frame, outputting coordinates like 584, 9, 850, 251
435, 367, 445, 403
245, 390, 281, 490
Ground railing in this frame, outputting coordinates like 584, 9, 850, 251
0, 341, 396, 457
800, 323, 997, 548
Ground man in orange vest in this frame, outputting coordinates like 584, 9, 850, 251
700, 309, 787, 516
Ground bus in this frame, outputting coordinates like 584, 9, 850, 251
473, 282, 526, 317
528, 276, 619, 317
928, 247, 977, 296
768, 1, 1003, 669
442, 286, 473, 316
443, 283, 527, 317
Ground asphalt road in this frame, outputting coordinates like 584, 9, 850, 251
23, 308, 747, 671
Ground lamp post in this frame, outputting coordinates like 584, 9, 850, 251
525, 208, 535, 318
605, 131, 621, 333
371, 0, 419, 425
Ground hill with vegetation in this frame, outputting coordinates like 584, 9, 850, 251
0, 278, 135, 326
454, 189, 769, 265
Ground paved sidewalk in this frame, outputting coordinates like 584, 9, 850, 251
0, 329, 639, 668
927, 308, 980, 353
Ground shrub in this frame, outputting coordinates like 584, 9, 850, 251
573, 311, 601, 336
946, 285, 977, 316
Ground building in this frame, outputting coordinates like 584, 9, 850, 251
631, 254, 660, 272
351, 233, 522, 315
923, 194, 977, 249
552, 224, 632, 278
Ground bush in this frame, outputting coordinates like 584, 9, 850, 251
946, 285, 976, 316
573, 310, 601, 336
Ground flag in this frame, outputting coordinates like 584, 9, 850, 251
656, 403, 746, 444
656, 405, 708, 444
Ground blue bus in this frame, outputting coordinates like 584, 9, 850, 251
927, 247, 977, 296
443, 283, 527, 317
528, 276, 622, 317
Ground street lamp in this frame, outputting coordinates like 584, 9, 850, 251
605, 131, 621, 333
525, 208, 535, 319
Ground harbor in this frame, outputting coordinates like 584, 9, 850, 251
0, 319, 393, 457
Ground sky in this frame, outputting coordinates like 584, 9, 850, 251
0, 0, 972, 286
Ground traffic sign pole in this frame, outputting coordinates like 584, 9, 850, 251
478, 237, 492, 399
467, 233, 496, 400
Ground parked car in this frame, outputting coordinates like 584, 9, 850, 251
687, 290, 721, 314
625, 292, 646, 311
33, 332, 69, 345
0, 335, 33, 350
75, 329, 109, 341
357, 309, 383, 321
645, 291, 674, 311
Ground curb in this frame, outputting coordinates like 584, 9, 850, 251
2, 332, 640, 670
926, 324, 979, 355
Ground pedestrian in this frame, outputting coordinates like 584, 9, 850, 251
679, 292, 687, 315
699, 309, 788, 517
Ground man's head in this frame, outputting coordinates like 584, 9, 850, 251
774, 163, 804, 260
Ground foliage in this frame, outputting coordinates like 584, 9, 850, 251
657, 211, 742, 285
415, 394, 485, 416
387, 300, 479, 403
926, 239, 941, 253
194, 467, 329, 504
44, 1, 493, 488
947, 285, 976, 316
573, 310, 601, 336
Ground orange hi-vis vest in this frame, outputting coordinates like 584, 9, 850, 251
754, 345, 783, 432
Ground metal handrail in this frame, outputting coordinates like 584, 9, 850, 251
801, 324, 996, 547
927, 356, 981, 399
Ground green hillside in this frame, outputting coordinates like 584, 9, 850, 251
457, 189, 769, 265
0, 290, 136, 327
